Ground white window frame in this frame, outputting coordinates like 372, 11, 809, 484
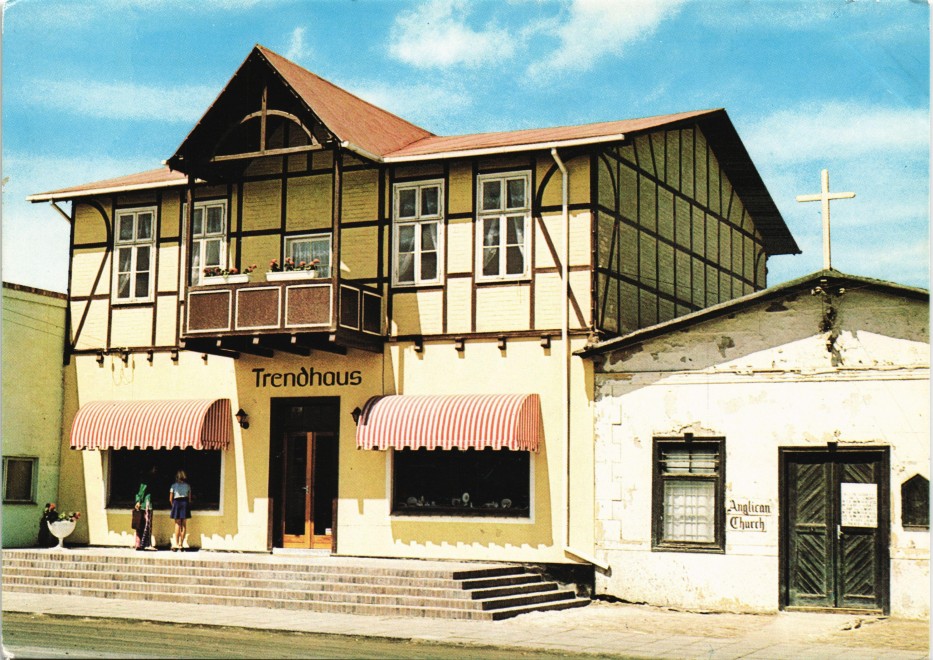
113, 206, 156, 303
185, 200, 228, 285
3, 456, 37, 504
392, 179, 445, 287
475, 171, 532, 282
283, 232, 332, 277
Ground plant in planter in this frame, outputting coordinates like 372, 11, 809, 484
267, 257, 321, 281
46, 504, 81, 549
201, 264, 257, 285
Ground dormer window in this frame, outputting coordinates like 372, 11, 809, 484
393, 180, 444, 287
476, 172, 531, 281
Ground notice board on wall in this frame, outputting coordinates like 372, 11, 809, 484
840, 482, 878, 528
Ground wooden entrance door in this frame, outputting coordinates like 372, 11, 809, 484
781, 449, 889, 613
281, 431, 337, 549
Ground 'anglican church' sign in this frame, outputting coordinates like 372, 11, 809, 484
727, 499, 772, 532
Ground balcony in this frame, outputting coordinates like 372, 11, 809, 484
182, 278, 383, 357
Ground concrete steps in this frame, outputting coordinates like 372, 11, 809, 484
1, 550, 589, 620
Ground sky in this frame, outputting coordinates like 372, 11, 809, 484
2, 0, 929, 293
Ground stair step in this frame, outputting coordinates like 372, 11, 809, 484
1, 549, 589, 620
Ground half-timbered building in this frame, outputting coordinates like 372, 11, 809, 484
29, 45, 797, 570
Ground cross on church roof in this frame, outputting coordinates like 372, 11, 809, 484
796, 169, 855, 271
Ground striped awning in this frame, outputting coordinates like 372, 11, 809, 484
355, 394, 541, 451
71, 399, 233, 450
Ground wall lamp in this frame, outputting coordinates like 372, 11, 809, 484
540, 335, 551, 349
96, 350, 105, 367
235, 408, 250, 429
350, 407, 363, 425
454, 338, 465, 353
497, 336, 507, 351
170, 349, 179, 364
413, 337, 424, 353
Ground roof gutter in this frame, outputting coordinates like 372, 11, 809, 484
27, 179, 191, 203
385, 133, 626, 164
339, 140, 384, 164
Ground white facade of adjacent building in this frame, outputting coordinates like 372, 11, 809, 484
583, 271, 929, 618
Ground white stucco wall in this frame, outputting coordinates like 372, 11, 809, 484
591, 285, 929, 618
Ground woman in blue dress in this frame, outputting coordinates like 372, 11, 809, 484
169, 470, 192, 551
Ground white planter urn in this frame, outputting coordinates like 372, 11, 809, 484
201, 274, 250, 286
47, 519, 76, 550
265, 270, 319, 282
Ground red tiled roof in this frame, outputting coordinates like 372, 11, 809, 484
386, 109, 719, 159
27, 167, 187, 201
257, 46, 434, 158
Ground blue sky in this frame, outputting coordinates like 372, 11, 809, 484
2, 0, 929, 293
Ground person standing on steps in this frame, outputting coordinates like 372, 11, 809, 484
169, 470, 192, 551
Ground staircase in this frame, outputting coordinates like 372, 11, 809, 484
1, 549, 589, 620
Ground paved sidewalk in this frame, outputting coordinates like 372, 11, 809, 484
2, 590, 928, 659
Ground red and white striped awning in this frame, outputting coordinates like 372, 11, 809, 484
355, 394, 541, 451
71, 399, 232, 450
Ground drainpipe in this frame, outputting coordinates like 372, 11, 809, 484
550, 148, 610, 572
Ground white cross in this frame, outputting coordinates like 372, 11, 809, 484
796, 169, 855, 271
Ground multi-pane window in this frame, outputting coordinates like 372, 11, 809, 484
652, 437, 725, 552
393, 181, 443, 286
187, 201, 227, 285
3, 456, 37, 503
477, 172, 530, 280
114, 207, 155, 302
284, 233, 331, 277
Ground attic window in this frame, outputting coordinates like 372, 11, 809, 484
214, 113, 314, 159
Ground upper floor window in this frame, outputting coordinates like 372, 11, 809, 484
188, 201, 227, 285
393, 180, 444, 287
476, 172, 531, 281
652, 437, 725, 553
114, 207, 155, 303
284, 233, 332, 277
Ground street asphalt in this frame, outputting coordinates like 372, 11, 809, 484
1, 589, 928, 659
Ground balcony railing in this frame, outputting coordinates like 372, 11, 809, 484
183, 278, 383, 354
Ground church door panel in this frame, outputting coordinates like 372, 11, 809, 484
782, 449, 888, 613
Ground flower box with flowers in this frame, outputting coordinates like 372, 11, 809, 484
200, 264, 257, 286
265, 258, 321, 281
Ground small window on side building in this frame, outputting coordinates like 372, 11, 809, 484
901, 474, 929, 530
652, 437, 725, 552
3, 457, 37, 503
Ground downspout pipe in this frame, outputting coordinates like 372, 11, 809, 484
551, 148, 610, 572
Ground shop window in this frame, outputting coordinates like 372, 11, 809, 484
113, 207, 156, 302
476, 172, 530, 281
652, 437, 725, 552
3, 456, 37, 503
107, 449, 222, 511
284, 233, 331, 277
901, 474, 929, 530
186, 201, 227, 285
392, 448, 530, 518
392, 180, 444, 287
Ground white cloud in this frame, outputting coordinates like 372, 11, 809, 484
744, 103, 929, 163
284, 26, 312, 62
18, 79, 218, 123
388, 0, 516, 68
527, 0, 686, 80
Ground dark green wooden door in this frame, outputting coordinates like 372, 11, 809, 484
783, 450, 888, 612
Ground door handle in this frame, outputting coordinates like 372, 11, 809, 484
836, 525, 843, 540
